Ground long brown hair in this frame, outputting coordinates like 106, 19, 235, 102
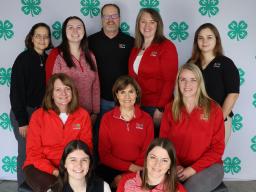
134, 8, 166, 48
172, 63, 211, 121
142, 138, 178, 192
42, 73, 79, 114
189, 23, 223, 67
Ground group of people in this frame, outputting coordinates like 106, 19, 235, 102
9, 3, 240, 192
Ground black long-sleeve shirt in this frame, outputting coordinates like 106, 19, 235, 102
10, 49, 47, 127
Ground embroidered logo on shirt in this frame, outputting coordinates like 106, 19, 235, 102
150, 51, 158, 56
200, 114, 208, 121
136, 123, 144, 129
213, 62, 221, 68
72, 123, 81, 130
119, 43, 126, 48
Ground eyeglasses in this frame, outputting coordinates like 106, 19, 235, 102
34, 34, 49, 40
102, 14, 119, 20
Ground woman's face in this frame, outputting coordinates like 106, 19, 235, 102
197, 28, 216, 54
147, 146, 171, 181
65, 149, 90, 181
66, 18, 85, 44
139, 12, 157, 40
52, 79, 72, 112
32, 26, 50, 54
116, 84, 137, 108
178, 69, 199, 100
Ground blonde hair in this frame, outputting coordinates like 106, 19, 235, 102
172, 63, 211, 121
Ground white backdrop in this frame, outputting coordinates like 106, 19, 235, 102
0, 0, 255, 181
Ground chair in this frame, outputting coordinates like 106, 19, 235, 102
18, 182, 32, 192
211, 182, 228, 192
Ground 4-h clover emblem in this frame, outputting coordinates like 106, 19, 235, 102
228, 21, 248, 41
0, 113, 13, 131
0, 68, 12, 87
52, 21, 62, 40
198, 0, 219, 17
169, 22, 189, 42
21, 0, 42, 17
252, 93, 256, 108
224, 157, 241, 175
232, 114, 243, 132
238, 68, 245, 86
121, 22, 130, 36
2, 156, 17, 174
251, 136, 256, 152
0, 20, 14, 40
140, 0, 159, 11
80, 0, 100, 18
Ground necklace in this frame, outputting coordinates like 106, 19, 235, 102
120, 109, 135, 121
39, 54, 44, 67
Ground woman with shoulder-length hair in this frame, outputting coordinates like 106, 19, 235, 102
46, 16, 100, 125
117, 138, 186, 192
23, 73, 93, 192
10, 22, 52, 188
98, 75, 154, 189
188, 23, 239, 144
129, 8, 178, 137
160, 63, 225, 192
48, 140, 111, 192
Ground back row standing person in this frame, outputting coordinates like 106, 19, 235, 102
129, 8, 178, 137
9, 23, 52, 190
188, 23, 240, 144
46, 16, 100, 126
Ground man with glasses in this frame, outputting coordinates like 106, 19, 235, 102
89, 4, 134, 116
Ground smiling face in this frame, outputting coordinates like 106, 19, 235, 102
139, 12, 157, 41
32, 26, 50, 55
116, 84, 137, 108
197, 27, 216, 55
178, 69, 199, 100
146, 146, 171, 183
65, 149, 90, 182
66, 18, 85, 44
101, 5, 120, 35
52, 79, 72, 112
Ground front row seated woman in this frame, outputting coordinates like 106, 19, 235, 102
98, 75, 154, 188
23, 73, 93, 192
160, 63, 225, 192
48, 140, 111, 192
117, 138, 186, 192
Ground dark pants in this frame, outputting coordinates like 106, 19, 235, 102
10, 107, 36, 187
141, 106, 160, 137
24, 165, 57, 192
184, 163, 224, 192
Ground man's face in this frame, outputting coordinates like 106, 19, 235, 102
101, 5, 120, 34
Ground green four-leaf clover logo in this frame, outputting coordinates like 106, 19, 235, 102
238, 68, 245, 86
0, 68, 12, 87
228, 21, 248, 41
140, 0, 159, 11
169, 22, 189, 42
0, 113, 13, 131
52, 21, 62, 40
224, 157, 241, 175
232, 114, 243, 132
198, 0, 219, 17
21, 0, 42, 17
80, 0, 100, 18
0, 20, 14, 40
2, 156, 17, 174
121, 22, 130, 36
251, 136, 256, 152
252, 93, 256, 108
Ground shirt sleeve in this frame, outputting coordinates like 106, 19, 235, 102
10, 54, 29, 127
99, 115, 131, 171
45, 48, 59, 83
79, 110, 93, 151
222, 57, 240, 94
159, 103, 172, 138
157, 41, 178, 107
24, 111, 56, 174
191, 104, 225, 172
